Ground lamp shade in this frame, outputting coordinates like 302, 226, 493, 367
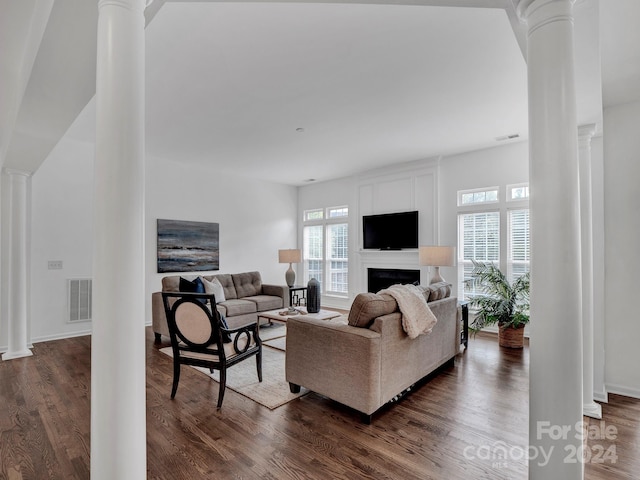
419, 246, 457, 267
278, 249, 301, 264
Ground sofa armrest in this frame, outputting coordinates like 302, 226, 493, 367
285, 316, 382, 415
151, 292, 170, 340
369, 296, 459, 402
262, 284, 289, 306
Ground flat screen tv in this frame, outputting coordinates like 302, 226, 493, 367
363, 211, 419, 250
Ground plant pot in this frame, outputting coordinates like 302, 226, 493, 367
498, 324, 525, 349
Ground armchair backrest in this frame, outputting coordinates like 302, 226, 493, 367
162, 292, 226, 357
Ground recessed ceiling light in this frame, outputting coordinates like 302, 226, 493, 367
296, 127, 305, 133
304, 178, 316, 182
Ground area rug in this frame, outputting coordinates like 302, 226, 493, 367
159, 337, 305, 410
259, 322, 287, 351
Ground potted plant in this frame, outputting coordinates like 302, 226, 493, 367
465, 260, 530, 348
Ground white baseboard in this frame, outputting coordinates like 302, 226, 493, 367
593, 389, 609, 404
605, 383, 640, 400
30, 329, 92, 345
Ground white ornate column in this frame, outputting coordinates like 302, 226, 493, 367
578, 124, 601, 419
2, 170, 33, 361
517, 1, 583, 478
92, 0, 146, 478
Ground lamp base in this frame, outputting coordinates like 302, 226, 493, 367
285, 264, 296, 287
429, 266, 445, 284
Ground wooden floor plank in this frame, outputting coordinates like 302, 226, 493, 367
0, 328, 638, 479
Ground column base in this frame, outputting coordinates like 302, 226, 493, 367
583, 401, 602, 419
2, 349, 33, 361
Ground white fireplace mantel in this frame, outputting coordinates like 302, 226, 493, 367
357, 249, 425, 292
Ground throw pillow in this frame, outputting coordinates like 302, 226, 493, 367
179, 276, 206, 304
427, 282, 452, 301
205, 304, 232, 343
202, 277, 226, 303
348, 292, 398, 328
415, 284, 432, 302
219, 313, 232, 344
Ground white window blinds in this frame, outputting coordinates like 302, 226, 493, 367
508, 209, 530, 282
458, 211, 500, 299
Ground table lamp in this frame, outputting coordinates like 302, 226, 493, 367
278, 249, 302, 287
419, 246, 456, 284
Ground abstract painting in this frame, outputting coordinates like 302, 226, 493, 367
157, 219, 219, 273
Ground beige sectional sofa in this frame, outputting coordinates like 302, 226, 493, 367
151, 271, 287, 342
285, 284, 460, 423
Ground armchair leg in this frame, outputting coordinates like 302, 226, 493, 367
289, 382, 301, 394
171, 362, 180, 399
154, 332, 162, 343
360, 413, 372, 425
256, 351, 263, 382
217, 368, 227, 409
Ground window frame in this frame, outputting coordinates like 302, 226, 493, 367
302, 205, 349, 299
457, 184, 530, 301
457, 186, 500, 207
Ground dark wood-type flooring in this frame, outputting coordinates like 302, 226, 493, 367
1, 328, 638, 479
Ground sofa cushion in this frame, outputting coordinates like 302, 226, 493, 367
218, 299, 257, 317
202, 277, 226, 303
210, 274, 237, 300
427, 282, 452, 301
233, 271, 262, 298
243, 295, 283, 312
348, 292, 398, 328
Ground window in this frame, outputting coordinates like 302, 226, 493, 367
302, 206, 349, 297
507, 183, 530, 201
458, 212, 500, 298
457, 184, 530, 301
304, 209, 324, 221
327, 223, 348, 294
458, 187, 499, 206
508, 209, 530, 282
303, 225, 323, 288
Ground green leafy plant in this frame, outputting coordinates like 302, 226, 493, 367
465, 260, 530, 332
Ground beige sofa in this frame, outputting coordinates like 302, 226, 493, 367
285, 285, 460, 423
151, 271, 287, 342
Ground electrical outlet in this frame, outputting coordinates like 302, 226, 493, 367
48, 260, 63, 270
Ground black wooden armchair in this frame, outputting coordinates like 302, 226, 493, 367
161, 292, 262, 408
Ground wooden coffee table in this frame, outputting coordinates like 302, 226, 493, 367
259, 306, 342, 324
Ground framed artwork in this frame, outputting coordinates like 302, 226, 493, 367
157, 219, 219, 273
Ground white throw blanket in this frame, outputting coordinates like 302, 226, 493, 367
378, 284, 437, 339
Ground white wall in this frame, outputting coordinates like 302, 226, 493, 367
25, 136, 297, 345
145, 155, 298, 324
30, 137, 95, 342
603, 100, 640, 398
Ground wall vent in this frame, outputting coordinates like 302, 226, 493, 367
496, 133, 520, 141
68, 279, 92, 323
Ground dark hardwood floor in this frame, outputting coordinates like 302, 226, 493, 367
1, 329, 638, 479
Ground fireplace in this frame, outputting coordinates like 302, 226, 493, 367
367, 268, 420, 293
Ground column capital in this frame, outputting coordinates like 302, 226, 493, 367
98, 0, 146, 14
3, 168, 32, 178
516, 0, 575, 32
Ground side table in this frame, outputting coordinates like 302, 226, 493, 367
458, 300, 469, 348
288, 286, 307, 307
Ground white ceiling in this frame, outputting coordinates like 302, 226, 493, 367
68, 2, 530, 185
8, 1, 640, 186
